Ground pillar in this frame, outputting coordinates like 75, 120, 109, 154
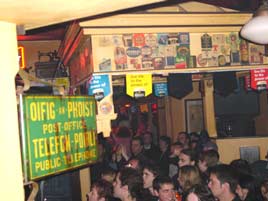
203, 79, 217, 137
0, 21, 24, 200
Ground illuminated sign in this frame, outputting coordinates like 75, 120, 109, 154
18, 46, 25, 69
19, 95, 97, 181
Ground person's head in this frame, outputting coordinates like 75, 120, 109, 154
230, 159, 252, 175
178, 148, 197, 168
208, 164, 239, 200
199, 130, 210, 143
177, 132, 190, 147
189, 133, 199, 150
189, 132, 200, 142
260, 179, 268, 201
159, 136, 171, 152
170, 142, 184, 157
87, 179, 112, 201
131, 136, 144, 156
153, 176, 175, 201
143, 161, 161, 191
178, 165, 201, 192
198, 150, 219, 173
113, 167, 143, 201
117, 126, 132, 138
143, 132, 153, 146
190, 140, 199, 150
186, 184, 215, 201
101, 167, 116, 184
126, 157, 143, 172
235, 173, 256, 201
202, 141, 218, 152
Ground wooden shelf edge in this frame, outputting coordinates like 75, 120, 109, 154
92, 65, 268, 76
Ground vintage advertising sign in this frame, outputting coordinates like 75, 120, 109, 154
154, 83, 168, 97
250, 69, 268, 90
19, 95, 97, 181
88, 74, 111, 101
126, 74, 152, 98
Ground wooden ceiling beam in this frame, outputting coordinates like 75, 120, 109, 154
83, 26, 242, 35
80, 13, 252, 28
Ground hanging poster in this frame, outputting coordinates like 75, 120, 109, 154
126, 74, 152, 98
154, 83, 168, 97
88, 74, 111, 101
250, 69, 268, 90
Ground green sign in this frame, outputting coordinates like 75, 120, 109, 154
19, 95, 97, 181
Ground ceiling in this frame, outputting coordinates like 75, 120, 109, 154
12, 0, 261, 40
3, 0, 167, 30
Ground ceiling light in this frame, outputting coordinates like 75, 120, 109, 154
240, 0, 268, 44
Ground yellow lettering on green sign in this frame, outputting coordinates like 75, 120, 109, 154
32, 135, 71, 158
67, 101, 94, 118
74, 130, 96, 149
29, 102, 55, 121
42, 122, 62, 134
35, 157, 61, 172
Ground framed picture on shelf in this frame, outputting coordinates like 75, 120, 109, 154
185, 99, 204, 133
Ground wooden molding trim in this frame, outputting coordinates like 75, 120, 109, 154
83, 26, 242, 34
80, 13, 252, 27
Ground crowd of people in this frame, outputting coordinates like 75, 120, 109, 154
87, 127, 268, 201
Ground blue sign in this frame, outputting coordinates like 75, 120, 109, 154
154, 83, 168, 97
88, 74, 111, 101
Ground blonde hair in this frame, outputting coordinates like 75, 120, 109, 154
179, 165, 201, 191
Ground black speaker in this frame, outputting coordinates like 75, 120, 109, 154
216, 115, 255, 137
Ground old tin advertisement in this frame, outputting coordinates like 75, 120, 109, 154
19, 95, 97, 181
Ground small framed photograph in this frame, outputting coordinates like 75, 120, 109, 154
185, 99, 204, 133
240, 146, 260, 164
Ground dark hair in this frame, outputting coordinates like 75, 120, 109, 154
117, 126, 131, 138
143, 161, 162, 177
181, 148, 198, 164
199, 130, 210, 142
230, 159, 252, 175
119, 167, 144, 199
260, 179, 268, 201
190, 132, 200, 140
101, 167, 116, 177
199, 150, 219, 167
88, 179, 112, 201
209, 164, 239, 194
187, 184, 216, 201
132, 136, 144, 146
237, 173, 258, 200
159, 136, 171, 146
153, 175, 173, 192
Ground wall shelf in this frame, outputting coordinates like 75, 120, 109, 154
93, 64, 268, 76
